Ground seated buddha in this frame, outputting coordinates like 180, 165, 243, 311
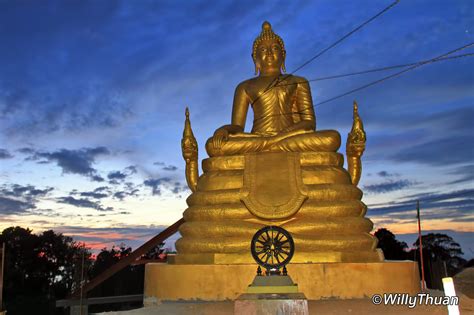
177, 21, 381, 265
205, 21, 340, 157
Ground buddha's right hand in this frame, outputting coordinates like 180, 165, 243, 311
212, 128, 229, 150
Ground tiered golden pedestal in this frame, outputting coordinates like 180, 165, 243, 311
175, 152, 382, 264
144, 151, 420, 303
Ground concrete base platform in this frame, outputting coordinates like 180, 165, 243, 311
235, 293, 308, 315
92, 293, 474, 315
144, 261, 420, 303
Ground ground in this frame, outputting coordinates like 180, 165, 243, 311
94, 268, 474, 314
94, 294, 473, 315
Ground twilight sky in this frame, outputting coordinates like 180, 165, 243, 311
0, 0, 473, 257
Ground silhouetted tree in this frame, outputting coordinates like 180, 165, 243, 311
141, 242, 166, 260
89, 245, 132, 278
1, 226, 165, 314
464, 259, 474, 268
412, 233, 466, 276
87, 244, 164, 313
374, 228, 408, 260
0, 226, 91, 315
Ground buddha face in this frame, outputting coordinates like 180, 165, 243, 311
255, 39, 285, 75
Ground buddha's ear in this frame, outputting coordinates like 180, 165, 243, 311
252, 54, 259, 75
281, 51, 287, 73
254, 61, 261, 75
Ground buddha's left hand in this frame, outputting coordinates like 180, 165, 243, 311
212, 128, 229, 150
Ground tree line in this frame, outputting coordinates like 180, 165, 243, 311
0, 226, 164, 315
374, 228, 467, 275
0, 226, 470, 314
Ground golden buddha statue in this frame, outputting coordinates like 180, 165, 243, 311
176, 21, 383, 264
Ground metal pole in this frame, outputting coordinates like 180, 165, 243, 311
417, 200, 426, 291
79, 243, 85, 315
0, 243, 5, 311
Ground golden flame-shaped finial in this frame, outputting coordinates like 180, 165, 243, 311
346, 100, 366, 186
350, 100, 366, 143
182, 107, 199, 192
183, 107, 195, 139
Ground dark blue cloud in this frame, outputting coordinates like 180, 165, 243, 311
376, 171, 399, 178
363, 106, 474, 168
113, 189, 139, 201
27, 147, 109, 180
113, 192, 127, 200
0, 197, 34, 215
76, 191, 109, 199
91, 175, 105, 182
413, 106, 474, 135
0, 149, 13, 159
93, 186, 110, 193
154, 162, 178, 171
17, 147, 36, 155
143, 177, 187, 196
446, 164, 474, 185
364, 179, 415, 194
68, 183, 141, 202
0, 184, 54, 200
368, 189, 474, 220
0, 184, 54, 215
57, 196, 113, 211
143, 177, 172, 196
125, 165, 137, 174
107, 165, 138, 184
107, 171, 127, 181
162, 165, 178, 171
0, 1, 133, 136
112, 182, 140, 200
391, 135, 474, 166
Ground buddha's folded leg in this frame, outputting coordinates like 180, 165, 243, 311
205, 136, 269, 157
270, 130, 341, 152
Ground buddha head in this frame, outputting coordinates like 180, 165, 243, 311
252, 21, 286, 75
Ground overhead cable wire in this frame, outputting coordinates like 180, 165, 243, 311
251, 46, 473, 122
308, 52, 474, 83
254, 0, 400, 104
271, 52, 474, 87
289, 0, 400, 75
314, 41, 474, 107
